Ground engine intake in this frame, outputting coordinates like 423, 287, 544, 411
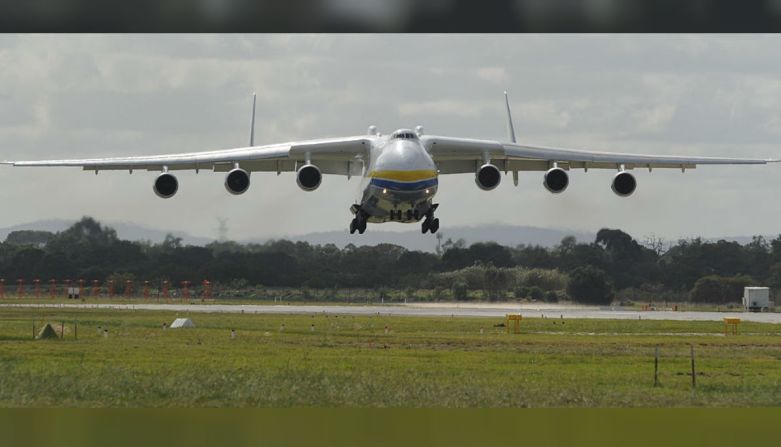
153, 173, 178, 199
297, 164, 322, 191
475, 163, 501, 191
543, 167, 569, 194
225, 168, 250, 195
611, 171, 637, 197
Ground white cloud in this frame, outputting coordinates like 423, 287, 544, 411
476, 67, 509, 84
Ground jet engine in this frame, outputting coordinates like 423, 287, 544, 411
543, 167, 569, 194
296, 164, 322, 191
153, 172, 178, 199
611, 171, 637, 197
225, 167, 250, 195
475, 163, 501, 191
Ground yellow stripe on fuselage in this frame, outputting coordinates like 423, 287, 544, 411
368, 169, 438, 182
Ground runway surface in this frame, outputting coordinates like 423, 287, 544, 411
2, 302, 781, 323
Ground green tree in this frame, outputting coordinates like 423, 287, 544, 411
5, 230, 54, 246
567, 266, 614, 305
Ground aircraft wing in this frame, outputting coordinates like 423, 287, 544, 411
421, 135, 777, 174
2, 136, 370, 176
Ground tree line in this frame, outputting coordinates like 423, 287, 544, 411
1, 217, 778, 305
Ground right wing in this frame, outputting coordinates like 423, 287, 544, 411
422, 135, 776, 174
3, 136, 371, 176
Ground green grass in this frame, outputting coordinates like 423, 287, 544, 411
1, 307, 780, 407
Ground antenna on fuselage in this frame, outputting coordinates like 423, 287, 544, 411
249, 92, 256, 146
504, 91, 516, 143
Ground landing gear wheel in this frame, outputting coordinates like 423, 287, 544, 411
421, 219, 430, 234
430, 218, 440, 234
358, 218, 367, 234
349, 218, 357, 234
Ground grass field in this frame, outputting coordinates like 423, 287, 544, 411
1, 306, 780, 407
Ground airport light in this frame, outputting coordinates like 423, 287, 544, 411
202, 280, 212, 300
181, 281, 191, 300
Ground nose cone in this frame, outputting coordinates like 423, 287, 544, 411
377, 139, 436, 172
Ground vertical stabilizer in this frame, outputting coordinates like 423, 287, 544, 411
249, 92, 256, 146
504, 91, 516, 143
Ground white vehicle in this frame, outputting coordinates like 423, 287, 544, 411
3, 93, 777, 235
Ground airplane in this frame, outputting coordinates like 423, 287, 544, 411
2, 93, 777, 235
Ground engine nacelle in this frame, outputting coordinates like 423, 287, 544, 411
296, 164, 322, 191
225, 168, 250, 195
543, 167, 569, 194
611, 171, 637, 197
475, 163, 501, 191
153, 172, 178, 199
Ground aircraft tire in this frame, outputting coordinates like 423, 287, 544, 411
430, 218, 440, 234
421, 219, 430, 234
349, 219, 357, 234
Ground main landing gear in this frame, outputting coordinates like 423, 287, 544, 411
421, 204, 439, 234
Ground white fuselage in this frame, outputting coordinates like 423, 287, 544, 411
356, 130, 438, 223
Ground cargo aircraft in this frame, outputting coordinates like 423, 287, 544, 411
3, 93, 777, 234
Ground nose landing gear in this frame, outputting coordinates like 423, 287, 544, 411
350, 215, 367, 234
349, 205, 367, 234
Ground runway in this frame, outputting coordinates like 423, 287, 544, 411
2, 302, 781, 323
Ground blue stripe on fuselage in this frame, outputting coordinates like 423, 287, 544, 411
370, 177, 438, 191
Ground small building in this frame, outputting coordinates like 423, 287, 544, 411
170, 318, 195, 328
743, 287, 771, 312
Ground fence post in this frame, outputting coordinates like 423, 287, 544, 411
690, 344, 696, 389
654, 344, 660, 387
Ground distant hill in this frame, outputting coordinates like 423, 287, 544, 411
1, 219, 775, 252
0, 220, 592, 250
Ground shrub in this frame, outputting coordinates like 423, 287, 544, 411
451, 280, 469, 301
514, 286, 530, 299
689, 275, 752, 304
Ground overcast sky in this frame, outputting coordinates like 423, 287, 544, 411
1, 34, 780, 243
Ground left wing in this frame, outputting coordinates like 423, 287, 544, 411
3, 136, 370, 176
3, 93, 370, 177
